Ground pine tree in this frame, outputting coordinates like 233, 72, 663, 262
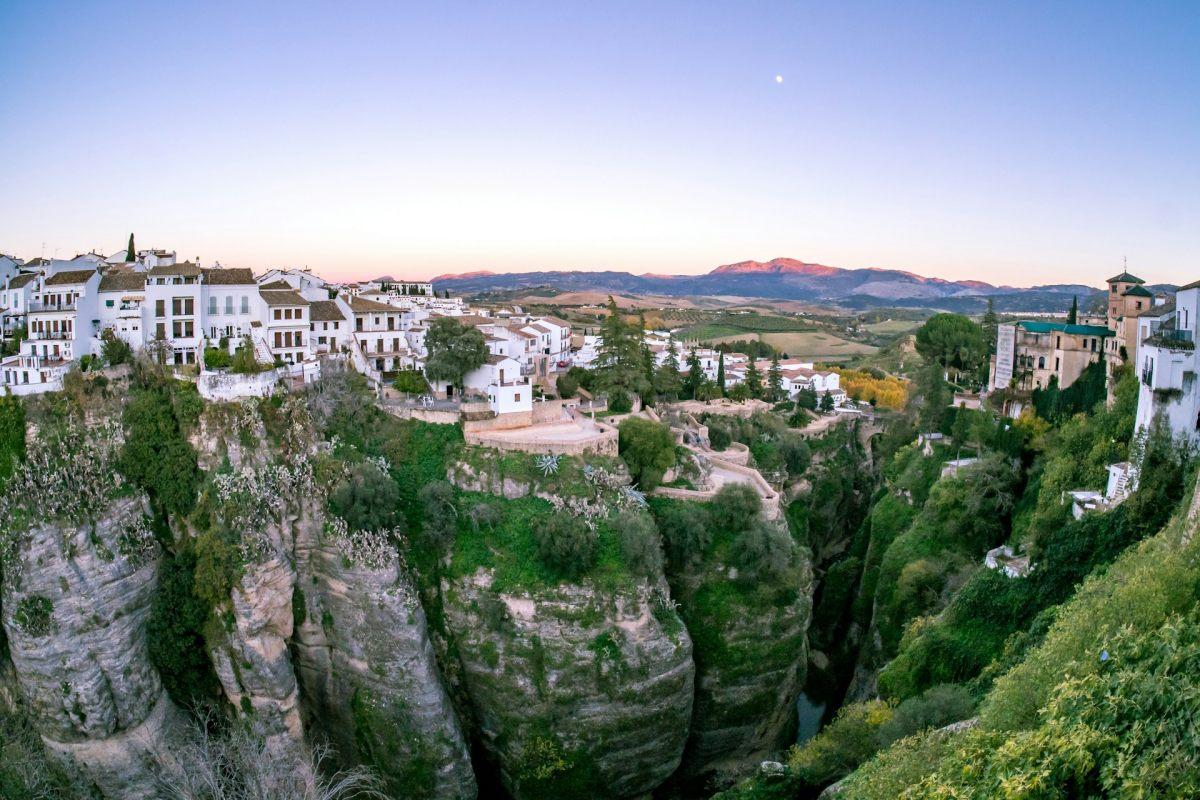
1067, 296, 1078, 325
637, 311, 655, 387
716, 351, 726, 396
982, 298, 998, 355
655, 337, 683, 399
125, 233, 136, 262
685, 347, 703, 400
745, 359, 763, 398
768, 353, 783, 401
820, 390, 835, 412
597, 296, 626, 374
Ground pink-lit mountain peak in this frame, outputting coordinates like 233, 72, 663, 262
709, 257, 842, 277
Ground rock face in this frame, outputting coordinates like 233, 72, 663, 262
0, 495, 185, 799
675, 559, 814, 786
292, 516, 476, 800
443, 571, 695, 799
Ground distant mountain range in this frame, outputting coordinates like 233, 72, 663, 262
430, 257, 1130, 313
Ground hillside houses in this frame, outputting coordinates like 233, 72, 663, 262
0, 251, 578, 420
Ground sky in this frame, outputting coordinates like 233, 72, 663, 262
1, 1, 1197, 286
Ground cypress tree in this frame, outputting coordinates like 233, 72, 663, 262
125, 232, 136, 262
1067, 296, 1078, 325
745, 360, 763, 398
716, 351, 726, 396
768, 353, 783, 401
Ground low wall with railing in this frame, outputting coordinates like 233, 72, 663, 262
195, 367, 289, 401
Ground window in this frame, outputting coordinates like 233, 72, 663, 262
274, 309, 282, 320
1055, 357, 1060, 370
155, 299, 165, 317
225, 296, 233, 314
155, 322, 166, 339
1038, 356, 1045, 369
284, 308, 293, 320
1056, 336, 1061, 348
240, 296, 249, 314
209, 297, 218, 315
171, 297, 194, 316
514, 393, 521, 403
105, 299, 114, 308
172, 320, 194, 338
274, 332, 282, 348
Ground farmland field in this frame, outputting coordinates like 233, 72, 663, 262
705, 331, 877, 361
864, 319, 921, 334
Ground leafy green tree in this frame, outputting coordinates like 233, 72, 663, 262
119, 384, 201, 517
147, 549, 220, 709
596, 297, 648, 398
728, 382, 751, 402
915, 363, 949, 432
618, 417, 675, 490
796, 386, 819, 411
616, 511, 663, 580
100, 329, 133, 365
533, 514, 597, 578
203, 346, 231, 370
0, 393, 26, 481
555, 372, 579, 398
914, 313, 986, 385
708, 483, 762, 534
392, 368, 429, 395
733, 519, 794, 585
745, 359, 763, 398
330, 462, 402, 531
126, 232, 136, 262
696, 380, 722, 401
768, 354, 783, 401
229, 338, 266, 374
716, 351, 726, 396
424, 317, 487, 395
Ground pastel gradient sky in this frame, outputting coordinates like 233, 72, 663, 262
1, 1, 1197, 285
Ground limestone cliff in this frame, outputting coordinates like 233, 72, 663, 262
443, 571, 694, 800
292, 514, 476, 799
1, 494, 185, 799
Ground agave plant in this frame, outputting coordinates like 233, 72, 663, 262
535, 453, 561, 476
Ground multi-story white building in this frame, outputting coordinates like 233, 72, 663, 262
96, 271, 146, 346
349, 296, 412, 373
1133, 280, 1200, 445
260, 288, 310, 364
201, 268, 259, 343
146, 262, 203, 365
308, 299, 351, 354
1, 272, 38, 336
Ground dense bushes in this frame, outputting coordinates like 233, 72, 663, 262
147, 549, 221, 709
617, 417, 675, 490
532, 514, 598, 579
615, 510, 663, 580
329, 461, 402, 532
119, 380, 202, 517
0, 394, 25, 482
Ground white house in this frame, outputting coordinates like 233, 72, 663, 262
96, 271, 146, 347
349, 295, 412, 373
1133, 280, 1200, 446
309, 299, 351, 354
1, 272, 38, 335
146, 261, 204, 365
258, 268, 330, 302
201, 268, 259, 343
260, 288, 310, 364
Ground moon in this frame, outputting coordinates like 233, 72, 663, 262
775, 75, 783, 83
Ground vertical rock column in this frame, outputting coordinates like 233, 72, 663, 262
292, 514, 477, 800
1, 495, 186, 800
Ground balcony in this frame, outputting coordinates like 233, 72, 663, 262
28, 301, 77, 313
27, 330, 74, 341
1144, 329, 1194, 352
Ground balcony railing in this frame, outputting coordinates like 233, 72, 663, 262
28, 301, 77, 313
27, 330, 74, 341
1144, 330, 1195, 351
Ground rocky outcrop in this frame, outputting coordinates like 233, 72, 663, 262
292, 517, 476, 800
675, 557, 814, 786
444, 571, 694, 799
0, 495, 186, 799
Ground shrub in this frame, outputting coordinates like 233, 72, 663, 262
733, 520, 794, 585
0, 394, 25, 482
392, 368, 429, 395
329, 462, 402, 533
608, 388, 632, 413
789, 700, 894, 786
617, 417, 675, 491
653, 499, 713, 571
533, 514, 597, 579
417, 480, 457, 552
13, 596, 53, 637
874, 684, 975, 747
556, 373, 579, 398
100, 328, 133, 366
707, 423, 731, 451
615, 511, 663, 580
147, 549, 220, 709
203, 346, 231, 370
708, 483, 762, 535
